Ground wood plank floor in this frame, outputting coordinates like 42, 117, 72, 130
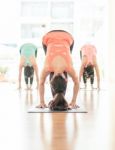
0, 82, 115, 150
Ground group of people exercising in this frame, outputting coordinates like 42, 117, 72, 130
18, 30, 100, 110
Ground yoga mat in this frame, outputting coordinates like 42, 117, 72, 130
28, 107, 88, 113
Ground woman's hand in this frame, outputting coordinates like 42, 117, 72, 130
17, 84, 21, 90
36, 102, 47, 108
69, 101, 80, 109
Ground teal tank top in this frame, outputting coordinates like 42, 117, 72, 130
20, 43, 37, 66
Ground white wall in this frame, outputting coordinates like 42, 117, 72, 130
108, 0, 115, 82
0, 0, 20, 43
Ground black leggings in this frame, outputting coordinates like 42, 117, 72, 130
24, 66, 34, 85
24, 76, 33, 85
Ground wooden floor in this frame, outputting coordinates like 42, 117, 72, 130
0, 82, 115, 150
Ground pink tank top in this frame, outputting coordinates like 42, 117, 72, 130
81, 44, 97, 66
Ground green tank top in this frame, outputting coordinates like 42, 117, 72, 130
20, 43, 37, 66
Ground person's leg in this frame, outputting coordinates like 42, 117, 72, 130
24, 67, 29, 89
30, 66, 34, 85
19, 49, 21, 54
90, 72, 94, 88
83, 71, 87, 88
29, 57, 39, 89
85, 66, 94, 88
80, 50, 82, 60
70, 40, 74, 53
25, 77, 29, 89
30, 77, 33, 89
42, 42, 47, 54
35, 49, 37, 58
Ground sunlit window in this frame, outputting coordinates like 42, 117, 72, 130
21, 1, 48, 17
50, 1, 74, 19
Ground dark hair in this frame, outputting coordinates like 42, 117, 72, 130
84, 65, 94, 77
50, 73, 67, 96
24, 66, 34, 78
49, 73, 68, 111
48, 93, 68, 111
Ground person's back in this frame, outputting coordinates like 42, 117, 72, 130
42, 31, 74, 73
80, 44, 97, 67
43, 31, 73, 46
20, 43, 37, 66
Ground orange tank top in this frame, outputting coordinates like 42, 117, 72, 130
43, 31, 74, 72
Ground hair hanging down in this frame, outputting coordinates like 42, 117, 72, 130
24, 66, 34, 78
49, 74, 69, 111
84, 65, 94, 77
48, 93, 68, 111
50, 73, 67, 96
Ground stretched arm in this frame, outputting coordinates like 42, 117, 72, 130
68, 67, 79, 108
93, 56, 100, 89
94, 63, 100, 89
18, 65, 23, 89
33, 64, 39, 89
37, 69, 49, 108
18, 57, 25, 89
30, 57, 39, 89
79, 57, 86, 82
79, 64, 85, 82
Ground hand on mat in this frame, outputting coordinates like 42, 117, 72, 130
91, 84, 99, 90
17, 85, 21, 90
97, 87, 100, 91
36, 86, 39, 90
36, 84, 39, 90
36, 103, 47, 108
69, 102, 80, 109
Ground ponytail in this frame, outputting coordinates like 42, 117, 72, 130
48, 93, 68, 111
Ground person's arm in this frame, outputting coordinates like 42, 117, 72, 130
68, 67, 79, 108
79, 57, 86, 82
37, 69, 49, 108
79, 64, 85, 82
33, 64, 39, 89
18, 57, 25, 89
94, 62, 100, 89
30, 57, 39, 89
18, 64, 23, 89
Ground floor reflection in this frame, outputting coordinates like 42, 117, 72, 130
39, 113, 78, 150
25, 90, 33, 106
79, 89, 100, 112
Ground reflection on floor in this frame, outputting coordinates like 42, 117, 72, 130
0, 82, 115, 150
